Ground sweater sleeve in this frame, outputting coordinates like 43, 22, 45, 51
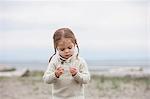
73, 58, 90, 84
43, 62, 58, 84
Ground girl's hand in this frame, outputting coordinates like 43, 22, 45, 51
55, 67, 64, 78
69, 66, 78, 76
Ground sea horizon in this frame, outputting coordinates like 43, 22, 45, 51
0, 60, 149, 71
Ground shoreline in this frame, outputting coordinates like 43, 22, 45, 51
1, 64, 150, 78
0, 71, 150, 99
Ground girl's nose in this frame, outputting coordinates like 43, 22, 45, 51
65, 49, 69, 53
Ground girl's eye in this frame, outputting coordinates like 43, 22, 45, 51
60, 49, 65, 51
68, 47, 72, 49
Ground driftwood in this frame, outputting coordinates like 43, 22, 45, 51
91, 71, 150, 78
109, 67, 143, 72
0, 65, 16, 72
0, 69, 29, 77
91, 67, 150, 78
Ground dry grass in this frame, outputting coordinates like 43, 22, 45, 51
0, 71, 150, 99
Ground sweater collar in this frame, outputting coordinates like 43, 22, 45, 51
58, 53, 77, 64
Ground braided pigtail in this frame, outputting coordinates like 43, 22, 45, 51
49, 48, 56, 63
75, 39, 79, 59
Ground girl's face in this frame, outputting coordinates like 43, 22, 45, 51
57, 38, 75, 59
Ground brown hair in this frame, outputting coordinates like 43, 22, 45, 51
49, 28, 79, 63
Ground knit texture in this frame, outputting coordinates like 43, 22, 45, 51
43, 54, 90, 99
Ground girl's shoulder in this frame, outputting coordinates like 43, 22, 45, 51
49, 54, 60, 65
77, 56, 87, 64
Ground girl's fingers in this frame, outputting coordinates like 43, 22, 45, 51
70, 67, 77, 72
70, 68, 77, 74
55, 67, 64, 77
60, 69, 64, 73
57, 67, 64, 71
57, 66, 78, 76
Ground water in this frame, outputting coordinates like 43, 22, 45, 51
87, 60, 150, 71
0, 60, 149, 71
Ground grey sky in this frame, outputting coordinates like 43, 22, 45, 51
0, 0, 149, 61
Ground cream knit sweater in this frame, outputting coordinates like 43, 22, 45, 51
43, 54, 90, 99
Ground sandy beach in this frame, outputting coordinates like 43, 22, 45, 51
0, 70, 150, 99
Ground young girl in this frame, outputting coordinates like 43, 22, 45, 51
43, 28, 90, 99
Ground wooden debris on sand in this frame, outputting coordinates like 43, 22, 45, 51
0, 65, 29, 77
0, 65, 16, 72
91, 67, 150, 78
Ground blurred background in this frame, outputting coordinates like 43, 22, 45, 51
0, 0, 149, 71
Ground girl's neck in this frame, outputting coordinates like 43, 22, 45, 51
59, 55, 72, 60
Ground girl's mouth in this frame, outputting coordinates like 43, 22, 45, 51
64, 54, 72, 58
65, 55, 70, 57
